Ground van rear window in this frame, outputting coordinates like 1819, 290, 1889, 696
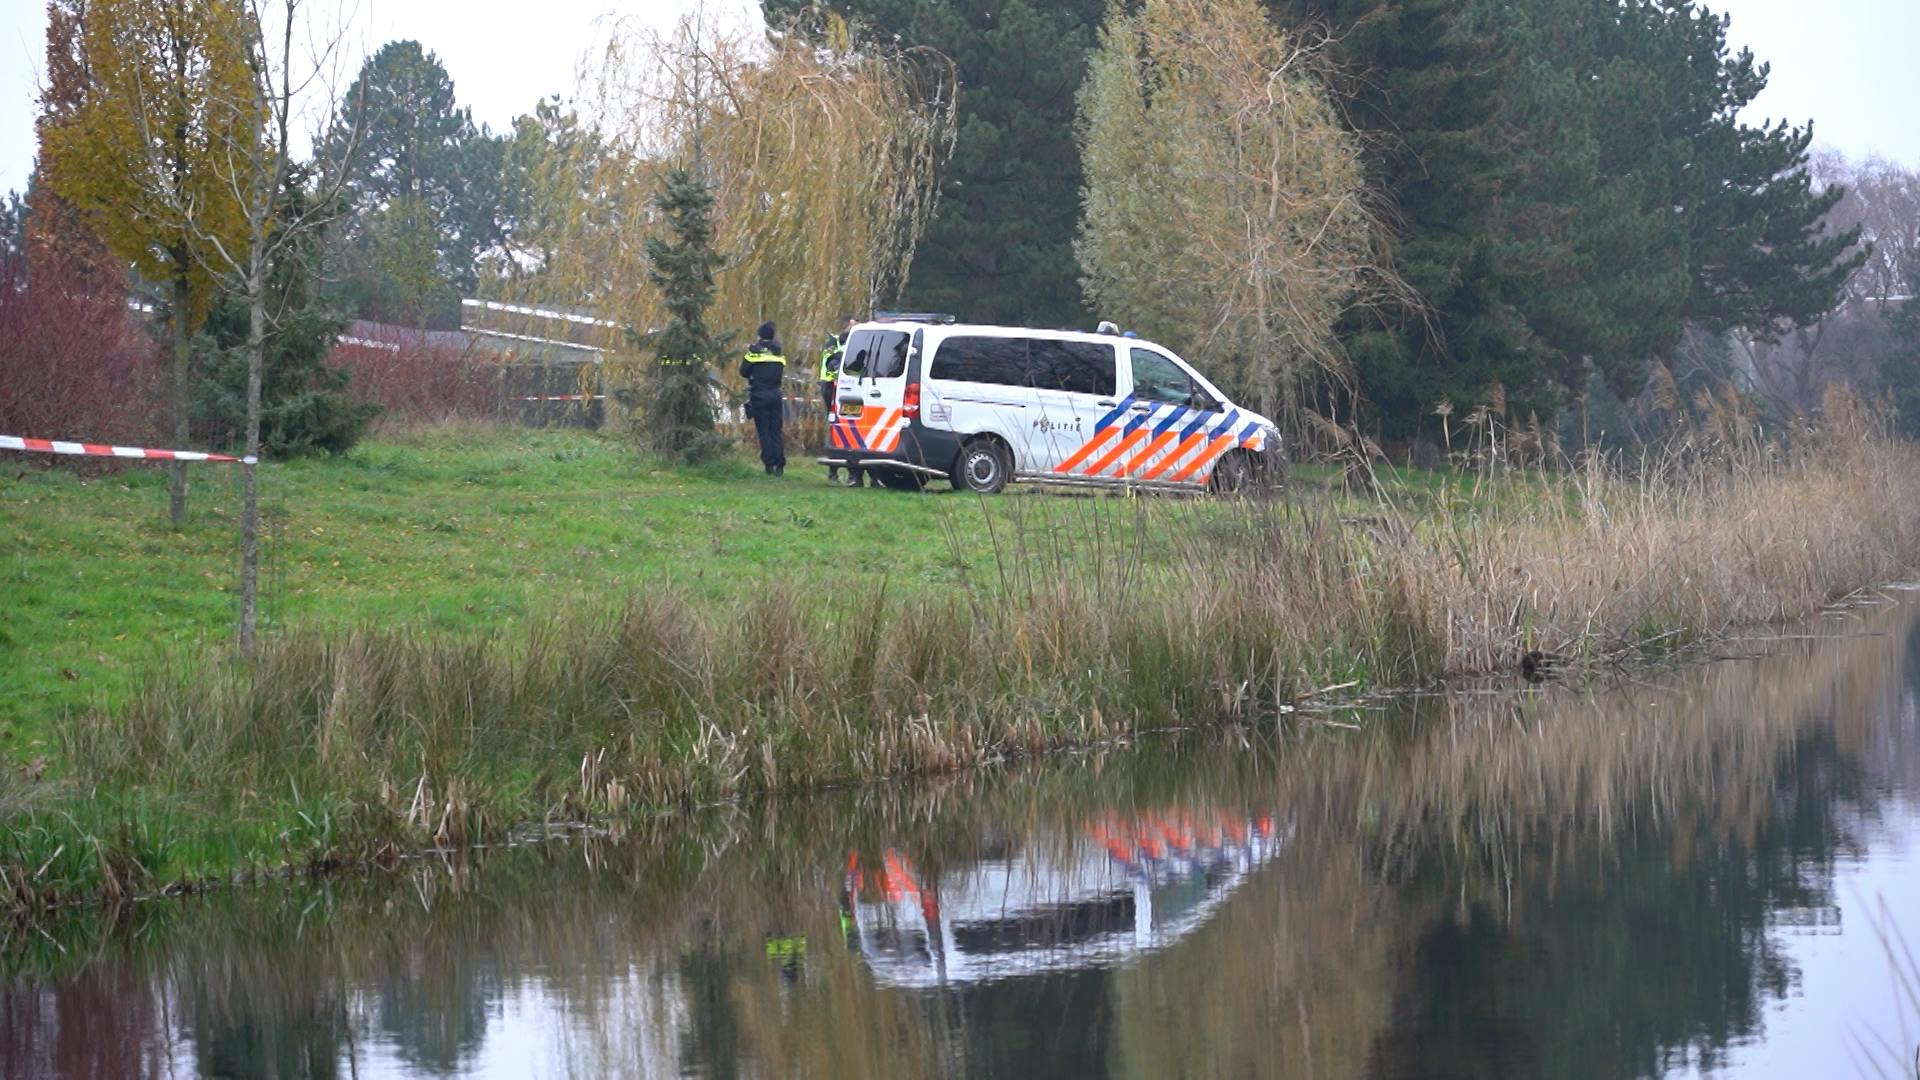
930, 336, 1028, 387
1030, 340, 1116, 397
845, 330, 911, 378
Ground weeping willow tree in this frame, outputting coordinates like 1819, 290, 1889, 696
1076, 0, 1395, 426
506, 11, 955, 432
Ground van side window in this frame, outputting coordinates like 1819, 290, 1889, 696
931, 336, 1028, 386
1031, 340, 1116, 397
1129, 347, 1200, 407
844, 330, 909, 378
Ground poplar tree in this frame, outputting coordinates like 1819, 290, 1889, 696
42, 0, 254, 526
1077, 0, 1386, 423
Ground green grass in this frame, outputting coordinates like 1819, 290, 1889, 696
0, 425, 1188, 758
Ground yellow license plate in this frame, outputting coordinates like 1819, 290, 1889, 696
840, 401, 864, 418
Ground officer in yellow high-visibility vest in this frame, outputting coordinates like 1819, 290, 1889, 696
819, 315, 863, 487
740, 321, 788, 475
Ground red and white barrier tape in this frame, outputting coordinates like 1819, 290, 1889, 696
517, 394, 606, 402
1, 435, 255, 465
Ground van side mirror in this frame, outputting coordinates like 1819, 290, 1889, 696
1191, 389, 1219, 411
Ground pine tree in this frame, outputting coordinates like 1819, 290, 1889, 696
1261, 0, 1557, 441
1883, 259, 1920, 438
321, 41, 500, 327
1487, 0, 1864, 447
643, 166, 731, 458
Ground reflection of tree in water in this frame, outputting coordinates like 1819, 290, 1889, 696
370, 950, 497, 1076
189, 994, 354, 1080
1368, 718, 1869, 1078
0, 968, 166, 1078
678, 925, 743, 1080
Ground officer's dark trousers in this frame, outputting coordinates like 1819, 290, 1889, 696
750, 398, 785, 471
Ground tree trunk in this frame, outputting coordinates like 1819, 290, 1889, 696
240, 245, 266, 657
169, 268, 192, 527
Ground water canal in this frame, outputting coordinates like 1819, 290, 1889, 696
7, 598, 1920, 1077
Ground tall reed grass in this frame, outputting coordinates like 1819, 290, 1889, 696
23, 397, 1920, 907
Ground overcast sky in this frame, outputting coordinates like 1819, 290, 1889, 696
1, 0, 1915, 196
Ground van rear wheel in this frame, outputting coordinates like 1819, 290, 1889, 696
954, 438, 1010, 495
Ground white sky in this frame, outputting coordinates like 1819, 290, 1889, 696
1, 0, 1916, 196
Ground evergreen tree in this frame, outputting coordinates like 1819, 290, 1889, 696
1265, 0, 1862, 444
643, 166, 732, 459
193, 168, 378, 458
1883, 262, 1920, 439
1475, 0, 1690, 442
1636, 2, 1864, 338
321, 41, 502, 327
764, 0, 1104, 328
1260, 0, 1556, 441
1487, 0, 1864, 446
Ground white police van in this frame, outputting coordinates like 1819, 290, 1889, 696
822, 320, 1285, 494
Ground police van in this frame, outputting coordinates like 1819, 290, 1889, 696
821, 320, 1285, 494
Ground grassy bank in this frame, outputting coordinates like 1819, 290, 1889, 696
4, 413, 1919, 915
1, 422, 1204, 753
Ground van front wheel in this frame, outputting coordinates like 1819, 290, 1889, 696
1209, 449, 1255, 496
954, 438, 1011, 495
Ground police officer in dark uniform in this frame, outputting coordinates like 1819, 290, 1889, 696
740, 321, 788, 475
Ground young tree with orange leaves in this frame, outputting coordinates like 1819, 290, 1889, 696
41, 0, 255, 526
28, 0, 121, 293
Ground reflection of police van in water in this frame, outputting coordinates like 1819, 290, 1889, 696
821, 320, 1287, 495
841, 812, 1286, 989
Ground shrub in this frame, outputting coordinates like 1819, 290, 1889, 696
192, 297, 381, 458
328, 324, 499, 424
0, 250, 161, 449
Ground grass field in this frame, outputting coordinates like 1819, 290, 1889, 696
2, 423, 1238, 759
